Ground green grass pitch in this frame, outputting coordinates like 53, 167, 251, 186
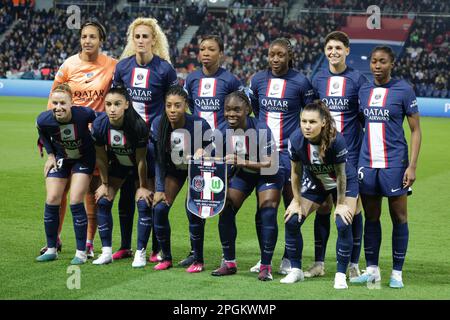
1, 96, 449, 300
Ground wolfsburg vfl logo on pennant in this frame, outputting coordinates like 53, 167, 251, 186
187, 158, 227, 219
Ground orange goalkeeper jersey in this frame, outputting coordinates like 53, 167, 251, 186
48, 53, 117, 112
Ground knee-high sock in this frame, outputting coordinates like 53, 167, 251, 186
85, 192, 97, 241
218, 205, 237, 261
136, 199, 152, 251
314, 212, 331, 262
260, 207, 278, 266
186, 210, 206, 263
153, 202, 172, 260
57, 191, 68, 236
118, 176, 136, 250
97, 198, 113, 247
392, 222, 409, 271
150, 211, 160, 253
44, 203, 60, 249
351, 212, 363, 264
284, 215, 304, 269
255, 208, 263, 253
336, 215, 353, 273
364, 220, 382, 267
70, 203, 88, 251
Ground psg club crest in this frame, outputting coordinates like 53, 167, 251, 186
187, 158, 227, 219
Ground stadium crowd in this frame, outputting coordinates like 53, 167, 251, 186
0, 0, 448, 97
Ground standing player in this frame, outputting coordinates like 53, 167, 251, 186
151, 85, 212, 272
211, 91, 281, 281
308, 31, 368, 279
282, 101, 358, 289
36, 84, 96, 265
248, 38, 314, 274
90, 88, 153, 266
112, 17, 178, 262
180, 35, 242, 267
40, 21, 117, 258
351, 46, 421, 288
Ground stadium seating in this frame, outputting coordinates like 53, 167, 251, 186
0, 0, 447, 97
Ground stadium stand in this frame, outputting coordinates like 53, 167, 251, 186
0, 0, 447, 97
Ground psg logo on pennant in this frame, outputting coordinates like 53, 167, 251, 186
187, 158, 227, 219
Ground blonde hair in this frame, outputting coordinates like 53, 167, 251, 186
120, 17, 172, 64
52, 83, 72, 97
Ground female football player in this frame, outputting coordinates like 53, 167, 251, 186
282, 100, 358, 289
152, 85, 212, 272
90, 87, 153, 266
210, 90, 282, 281
36, 84, 96, 265
248, 38, 314, 275
111, 17, 178, 262
351, 46, 421, 288
40, 20, 117, 258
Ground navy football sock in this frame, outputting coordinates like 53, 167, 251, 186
255, 208, 263, 253
70, 203, 88, 251
314, 212, 331, 262
392, 222, 409, 271
150, 209, 160, 253
364, 219, 382, 267
187, 211, 206, 263
285, 215, 304, 269
218, 205, 237, 261
351, 212, 363, 264
260, 207, 278, 265
44, 203, 60, 249
154, 202, 172, 260
335, 215, 353, 274
136, 199, 152, 251
118, 179, 136, 250
97, 198, 113, 247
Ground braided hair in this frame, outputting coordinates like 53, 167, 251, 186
302, 100, 337, 161
156, 85, 189, 168
269, 37, 294, 68
224, 90, 252, 116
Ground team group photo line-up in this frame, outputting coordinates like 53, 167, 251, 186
35, 17, 421, 290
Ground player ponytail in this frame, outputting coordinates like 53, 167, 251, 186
105, 87, 149, 146
302, 100, 337, 161
156, 85, 189, 169
270, 38, 294, 68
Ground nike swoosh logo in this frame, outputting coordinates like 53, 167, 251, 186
265, 183, 274, 187
330, 91, 339, 94
134, 82, 143, 86
391, 188, 401, 192
79, 167, 89, 170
